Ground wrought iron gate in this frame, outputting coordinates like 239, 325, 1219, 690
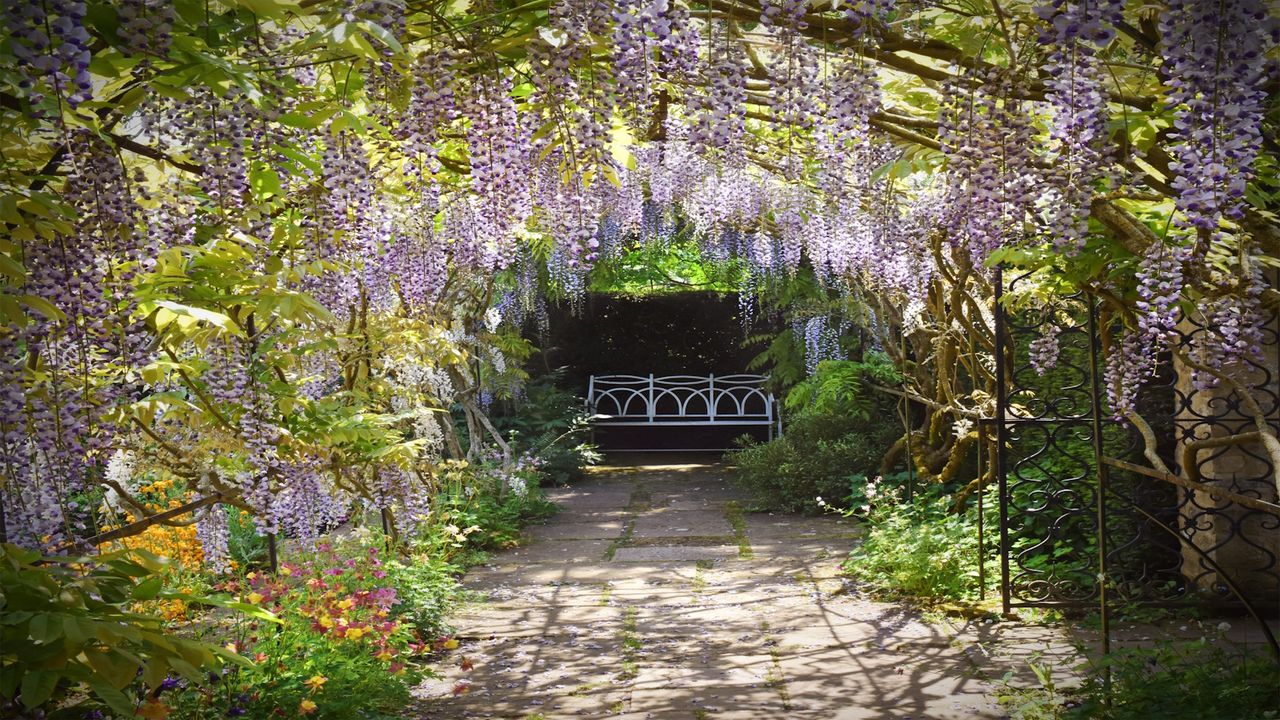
991, 268, 1280, 655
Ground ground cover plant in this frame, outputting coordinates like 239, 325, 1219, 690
1, 0, 1278, 716
840, 478, 999, 602
997, 635, 1280, 720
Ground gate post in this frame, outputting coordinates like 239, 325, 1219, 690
993, 267, 1012, 615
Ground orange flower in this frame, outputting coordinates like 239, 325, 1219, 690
136, 701, 171, 719
304, 675, 328, 693
299, 699, 318, 715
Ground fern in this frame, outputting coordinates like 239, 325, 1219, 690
783, 355, 902, 420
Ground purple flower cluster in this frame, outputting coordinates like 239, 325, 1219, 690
381, 213, 448, 313
1035, 0, 1122, 252
196, 504, 231, 573
759, 0, 808, 30
839, 0, 896, 35
686, 24, 748, 159
1186, 255, 1268, 391
400, 50, 458, 180
760, 0, 819, 138
1028, 332, 1061, 375
117, 0, 175, 58
461, 73, 533, 270
1134, 242, 1188, 351
771, 30, 821, 134
652, 0, 701, 79
3, 0, 93, 106
797, 315, 848, 375
367, 465, 431, 535
938, 72, 1039, 262
816, 56, 884, 201
610, 0, 701, 123
0, 130, 159, 551
1160, 0, 1277, 232
150, 88, 254, 213
1104, 329, 1149, 417
1105, 242, 1191, 414
612, 0, 654, 112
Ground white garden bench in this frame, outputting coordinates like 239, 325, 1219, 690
587, 374, 780, 450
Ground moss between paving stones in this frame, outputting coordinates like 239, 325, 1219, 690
619, 534, 737, 547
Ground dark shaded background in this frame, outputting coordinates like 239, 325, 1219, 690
529, 292, 782, 451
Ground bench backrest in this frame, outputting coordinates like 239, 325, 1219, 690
587, 374, 777, 425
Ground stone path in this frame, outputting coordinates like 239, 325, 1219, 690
412, 460, 1052, 719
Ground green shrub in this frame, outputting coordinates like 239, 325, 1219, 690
400, 458, 557, 570
0, 544, 252, 718
730, 412, 898, 513
385, 554, 465, 639
730, 356, 902, 513
842, 484, 998, 601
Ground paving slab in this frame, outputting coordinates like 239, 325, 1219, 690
631, 510, 734, 538
411, 463, 1069, 719
612, 545, 741, 562
525, 521, 626, 540
498, 538, 611, 563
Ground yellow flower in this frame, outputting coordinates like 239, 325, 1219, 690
318, 615, 334, 629
160, 599, 187, 621
346, 627, 366, 640
442, 638, 460, 650
337, 598, 354, 610
280, 566, 293, 576
304, 675, 328, 693
247, 592, 264, 604
299, 699, 318, 715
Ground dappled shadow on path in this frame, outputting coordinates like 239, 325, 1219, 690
409, 464, 1052, 719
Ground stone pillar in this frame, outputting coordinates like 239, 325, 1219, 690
1173, 307, 1280, 604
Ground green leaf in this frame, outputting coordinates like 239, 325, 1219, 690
88, 678, 137, 717
132, 576, 164, 601
167, 656, 201, 682
142, 657, 169, 691
85, 649, 136, 689
153, 301, 236, 331
231, 0, 298, 18
357, 20, 404, 53
28, 613, 62, 644
20, 670, 58, 709
18, 295, 65, 322
249, 165, 283, 198
0, 253, 26, 282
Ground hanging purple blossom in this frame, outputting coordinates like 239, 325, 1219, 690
1160, 0, 1276, 232
1035, 0, 1122, 252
